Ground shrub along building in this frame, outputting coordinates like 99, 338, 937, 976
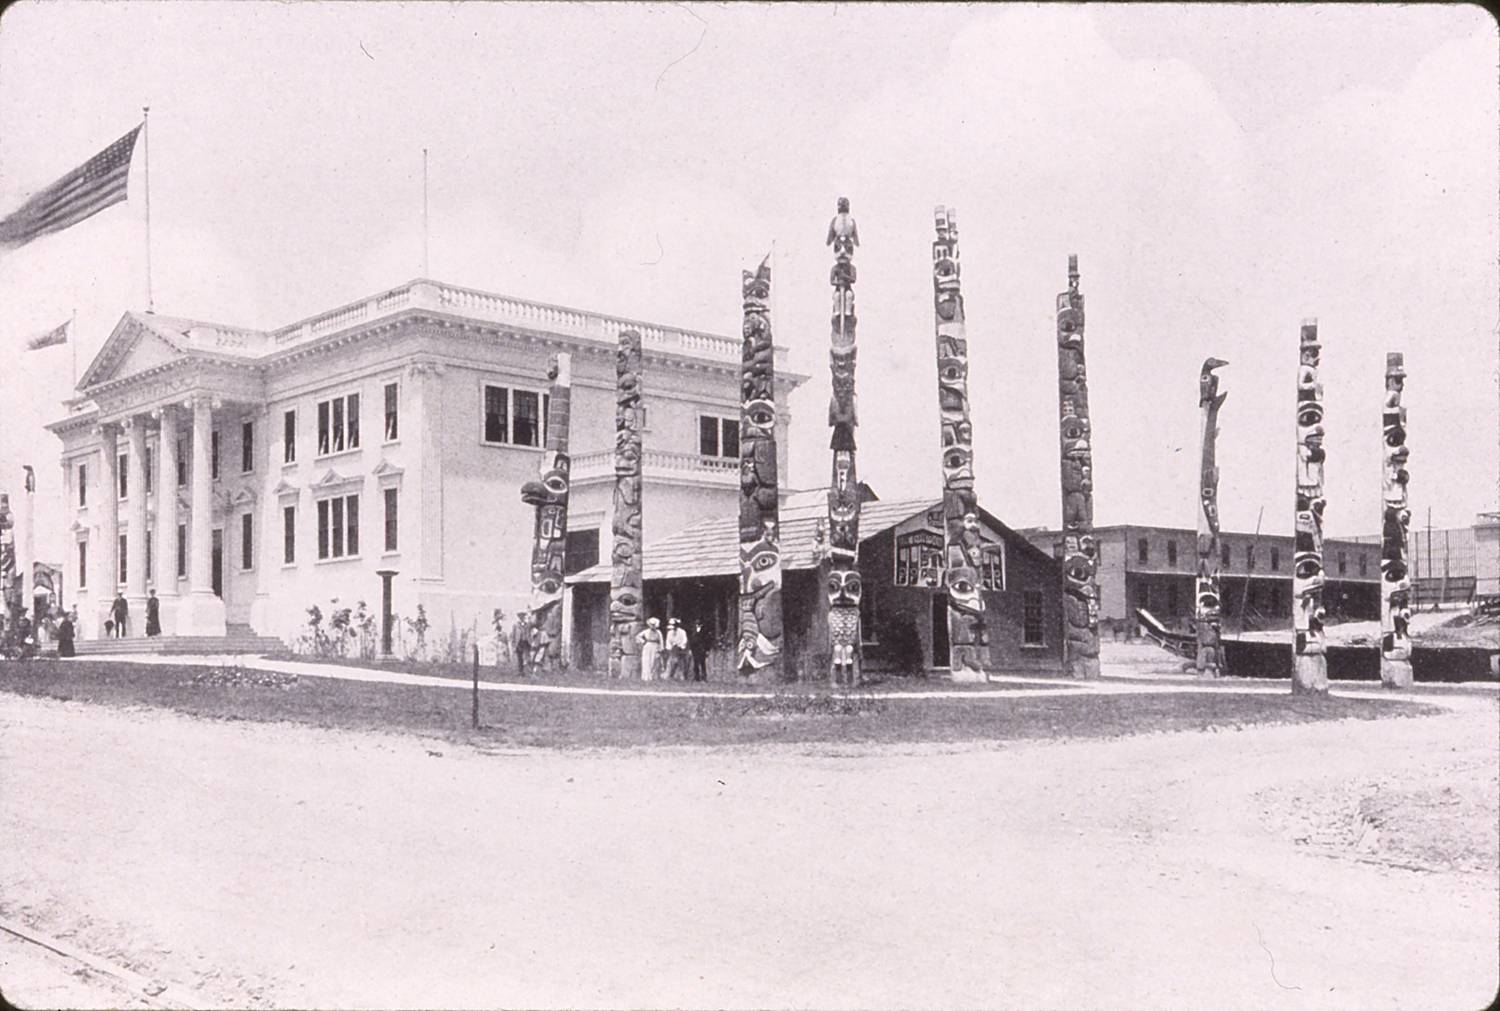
568, 489, 1065, 678
1019, 523, 1382, 634
46, 278, 804, 647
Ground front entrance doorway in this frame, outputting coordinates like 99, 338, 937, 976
930, 593, 950, 669
211, 528, 223, 597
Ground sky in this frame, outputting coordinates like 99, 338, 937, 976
1, 2, 1496, 568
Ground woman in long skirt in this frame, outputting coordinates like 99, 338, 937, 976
636, 618, 663, 681
56, 613, 76, 658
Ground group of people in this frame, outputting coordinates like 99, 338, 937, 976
509, 609, 551, 676
102, 590, 162, 639
1, 604, 76, 659
635, 617, 713, 681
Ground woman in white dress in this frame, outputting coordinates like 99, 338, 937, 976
636, 618, 664, 681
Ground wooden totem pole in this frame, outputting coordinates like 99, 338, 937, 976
1054, 254, 1098, 679
1380, 352, 1414, 689
0, 493, 15, 623
608, 331, 645, 679
1292, 319, 1329, 694
1195, 358, 1228, 677
931, 208, 989, 680
737, 256, 784, 681
519, 353, 572, 672
826, 197, 863, 686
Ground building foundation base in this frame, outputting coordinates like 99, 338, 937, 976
175, 591, 227, 637
1380, 657, 1414, 690
1066, 656, 1101, 680
1291, 654, 1329, 694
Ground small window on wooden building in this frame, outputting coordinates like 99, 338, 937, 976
1022, 590, 1044, 645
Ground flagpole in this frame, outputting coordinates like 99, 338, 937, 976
70, 307, 77, 388
142, 106, 153, 313
422, 147, 429, 277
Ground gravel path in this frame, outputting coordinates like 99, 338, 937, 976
2, 689, 1495, 1009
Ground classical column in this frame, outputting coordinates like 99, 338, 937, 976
1292, 319, 1329, 694
1380, 352, 1414, 689
520, 353, 572, 673
405, 360, 446, 584
608, 330, 645, 679
177, 396, 226, 636
15, 466, 35, 619
737, 256, 784, 681
96, 424, 120, 635
122, 417, 149, 629
153, 407, 181, 625
826, 198, 863, 686
932, 206, 986, 682
1195, 358, 1228, 677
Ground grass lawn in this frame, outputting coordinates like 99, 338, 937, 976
0, 658, 1439, 750
286, 653, 1086, 693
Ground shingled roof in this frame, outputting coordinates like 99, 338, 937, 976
569, 491, 939, 585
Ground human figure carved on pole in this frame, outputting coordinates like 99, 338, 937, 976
737, 255, 784, 679
1054, 255, 1100, 679
608, 331, 645, 679
826, 197, 862, 685
519, 353, 572, 674
1195, 357, 1228, 677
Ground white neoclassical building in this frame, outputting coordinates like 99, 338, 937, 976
48, 278, 805, 648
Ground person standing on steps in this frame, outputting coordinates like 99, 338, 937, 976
111, 592, 129, 638
145, 589, 161, 637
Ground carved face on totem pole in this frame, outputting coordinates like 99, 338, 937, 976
826, 568, 863, 609
616, 346, 640, 400
520, 453, 570, 510
828, 349, 858, 430
1057, 304, 1083, 350
739, 440, 778, 537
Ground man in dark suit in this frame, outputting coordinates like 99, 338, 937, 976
689, 621, 713, 682
111, 593, 129, 638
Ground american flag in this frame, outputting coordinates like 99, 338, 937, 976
0, 125, 142, 253
25, 318, 69, 350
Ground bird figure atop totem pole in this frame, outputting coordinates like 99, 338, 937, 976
1200, 357, 1229, 404
827, 197, 859, 252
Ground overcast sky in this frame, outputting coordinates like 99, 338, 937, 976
1, 2, 1495, 567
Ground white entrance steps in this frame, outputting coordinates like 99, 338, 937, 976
74, 623, 288, 657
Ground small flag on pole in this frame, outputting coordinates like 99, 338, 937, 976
0, 125, 142, 254
25, 319, 70, 350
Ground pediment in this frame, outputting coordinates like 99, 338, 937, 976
231, 486, 258, 507
370, 460, 404, 483
272, 479, 299, 498
312, 467, 361, 491
77, 313, 188, 391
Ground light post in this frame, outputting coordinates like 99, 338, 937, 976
375, 568, 397, 661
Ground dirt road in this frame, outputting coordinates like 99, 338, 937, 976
2, 692, 1495, 1009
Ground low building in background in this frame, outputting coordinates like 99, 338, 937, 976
1347, 512, 1500, 605
1018, 523, 1383, 636
46, 278, 805, 648
568, 490, 1065, 677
